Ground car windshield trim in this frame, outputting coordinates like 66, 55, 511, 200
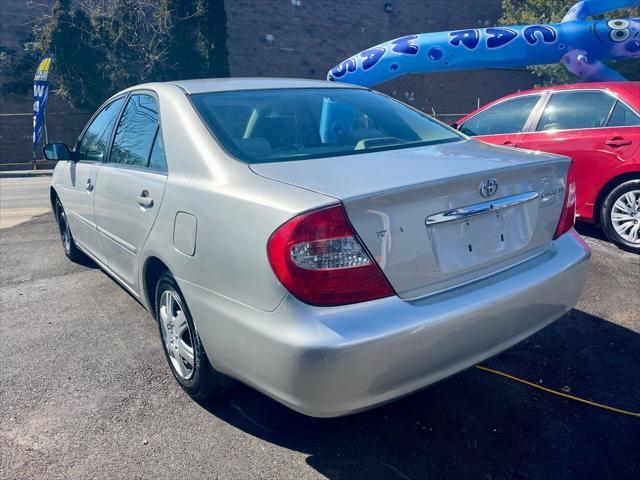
188, 88, 463, 164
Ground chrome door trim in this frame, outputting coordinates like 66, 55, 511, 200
66, 208, 97, 229
96, 225, 138, 254
425, 191, 540, 226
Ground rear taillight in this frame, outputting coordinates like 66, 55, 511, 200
267, 204, 395, 306
553, 160, 577, 239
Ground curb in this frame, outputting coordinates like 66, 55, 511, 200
0, 170, 54, 178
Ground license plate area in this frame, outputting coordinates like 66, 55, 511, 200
428, 205, 534, 274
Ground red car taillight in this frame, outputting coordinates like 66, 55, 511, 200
267, 204, 395, 306
553, 159, 577, 240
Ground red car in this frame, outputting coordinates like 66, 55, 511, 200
455, 82, 640, 252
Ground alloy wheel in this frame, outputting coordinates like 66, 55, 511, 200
610, 189, 640, 244
159, 290, 195, 380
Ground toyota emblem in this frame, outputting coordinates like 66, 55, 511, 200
479, 178, 499, 198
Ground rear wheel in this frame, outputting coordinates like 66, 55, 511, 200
55, 198, 85, 262
155, 272, 234, 400
600, 180, 640, 253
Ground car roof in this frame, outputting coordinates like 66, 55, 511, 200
495, 81, 640, 100
456, 81, 639, 124
166, 77, 365, 94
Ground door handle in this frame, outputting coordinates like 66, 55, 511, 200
86, 179, 94, 192
136, 190, 154, 208
605, 137, 632, 148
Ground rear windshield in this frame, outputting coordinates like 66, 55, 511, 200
190, 88, 462, 163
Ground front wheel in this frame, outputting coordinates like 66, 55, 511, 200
155, 272, 234, 400
55, 198, 86, 262
600, 180, 640, 253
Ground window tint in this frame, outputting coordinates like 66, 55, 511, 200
110, 94, 159, 167
148, 129, 167, 172
536, 91, 615, 131
607, 101, 640, 127
460, 95, 540, 136
190, 88, 461, 164
76, 98, 125, 162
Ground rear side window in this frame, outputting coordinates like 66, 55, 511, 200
110, 94, 159, 167
148, 129, 167, 172
76, 97, 125, 162
460, 95, 540, 136
536, 91, 615, 131
607, 101, 640, 127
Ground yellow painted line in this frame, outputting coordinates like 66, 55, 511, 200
476, 365, 640, 419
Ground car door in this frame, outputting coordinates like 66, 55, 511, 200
517, 90, 640, 220
93, 93, 168, 292
58, 97, 126, 258
458, 94, 543, 147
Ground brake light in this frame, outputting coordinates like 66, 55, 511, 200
267, 204, 395, 306
553, 160, 576, 239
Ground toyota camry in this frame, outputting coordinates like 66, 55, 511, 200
45, 78, 591, 417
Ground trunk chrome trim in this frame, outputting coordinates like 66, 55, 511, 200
425, 191, 540, 226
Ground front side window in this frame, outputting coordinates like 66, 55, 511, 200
110, 94, 159, 167
536, 91, 615, 131
190, 88, 461, 164
607, 101, 640, 127
459, 95, 540, 137
76, 97, 125, 162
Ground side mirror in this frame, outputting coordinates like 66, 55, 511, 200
43, 143, 73, 161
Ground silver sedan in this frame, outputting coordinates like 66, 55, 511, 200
46, 78, 591, 417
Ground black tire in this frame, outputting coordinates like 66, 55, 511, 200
599, 179, 640, 254
55, 198, 86, 262
154, 272, 234, 400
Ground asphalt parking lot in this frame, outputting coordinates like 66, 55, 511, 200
1, 177, 639, 479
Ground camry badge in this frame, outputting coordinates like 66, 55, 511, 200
479, 178, 499, 198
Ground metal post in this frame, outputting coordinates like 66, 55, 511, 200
39, 111, 50, 171
44, 111, 49, 144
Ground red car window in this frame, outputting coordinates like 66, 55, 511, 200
536, 91, 615, 132
460, 95, 540, 137
607, 101, 640, 127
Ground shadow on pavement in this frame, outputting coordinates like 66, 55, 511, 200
575, 221, 608, 243
200, 309, 640, 479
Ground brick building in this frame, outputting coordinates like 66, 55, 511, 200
0, 0, 538, 165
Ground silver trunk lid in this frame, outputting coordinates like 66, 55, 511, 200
251, 139, 570, 300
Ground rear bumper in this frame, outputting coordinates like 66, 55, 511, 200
182, 230, 591, 417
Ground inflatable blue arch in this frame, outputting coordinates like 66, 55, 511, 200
328, 0, 640, 86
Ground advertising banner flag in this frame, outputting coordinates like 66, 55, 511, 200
33, 54, 53, 159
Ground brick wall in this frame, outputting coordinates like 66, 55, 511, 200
1, 0, 539, 166
0, 0, 52, 50
224, 0, 537, 114
0, 95, 91, 168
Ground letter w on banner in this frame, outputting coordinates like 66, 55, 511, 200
33, 55, 53, 159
